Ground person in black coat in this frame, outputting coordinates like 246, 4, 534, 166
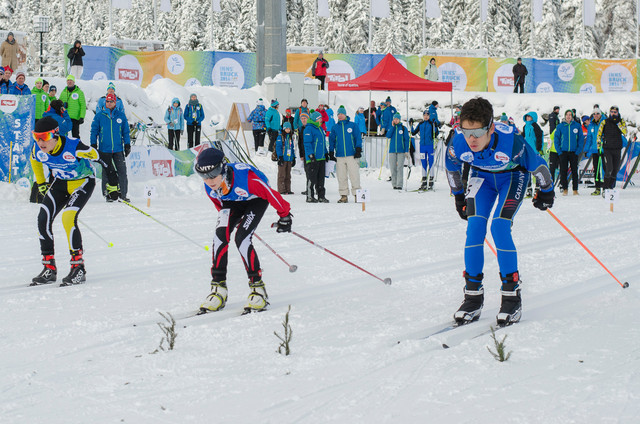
67, 40, 85, 79
548, 106, 560, 134
512, 58, 527, 94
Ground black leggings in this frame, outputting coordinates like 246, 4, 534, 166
187, 124, 201, 148
252, 129, 266, 151
602, 148, 622, 189
306, 160, 326, 199
211, 198, 269, 283
559, 152, 579, 191
38, 177, 95, 255
168, 129, 181, 150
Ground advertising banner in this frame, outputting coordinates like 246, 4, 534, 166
434, 56, 488, 92
0, 95, 35, 183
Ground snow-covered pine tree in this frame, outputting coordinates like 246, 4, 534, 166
486, 1, 521, 57
599, 0, 636, 59
287, 0, 305, 47
323, 0, 352, 53
535, 0, 563, 58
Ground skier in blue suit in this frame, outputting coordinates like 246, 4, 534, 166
445, 97, 554, 327
411, 109, 438, 191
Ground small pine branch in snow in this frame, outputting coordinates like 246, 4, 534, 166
151, 312, 178, 353
487, 326, 511, 362
275, 305, 293, 356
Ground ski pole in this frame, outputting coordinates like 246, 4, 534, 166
117, 199, 210, 251
546, 209, 629, 288
78, 219, 114, 247
484, 238, 497, 258
254, 233, 297, 272
276, 225, 392, 285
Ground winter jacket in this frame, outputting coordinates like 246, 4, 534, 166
164, 98, 184, 131
386, 123, 410, 153
282, 114, 294, 129
58, 85, 86, 120
326, 108, 335, 133
303, 122, 327, 163
90, 107, 131, 153
318, 109, 329, 131
293, 106, 309, 130
584, 118, 602, 155
1, 38, 18, 69
184, 102, 204, 125
411, 119, 437, 147
311, 58, 329, 77
329, 118, 362, 157
428, 104, 440, 127
522, 112, 543, 152
512, 63, 528, 82
554, 120, 583, 154
8, 82, 31, 95
67, 42, 85, 67
247, 105, 267, 130
548, 110, 560, 134
354, 112, 367, 134
42, 107, 73, 137
381, 106, 396, 133
265, 106, 281, 131
32, 87, 50, 119
276, 131, 296, 162
0, 79, 9, 94
597, 116, 627, 151
424, 63, 438, 81
96, 96, 125, 114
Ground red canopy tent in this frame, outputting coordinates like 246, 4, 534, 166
327, 53, 453, 123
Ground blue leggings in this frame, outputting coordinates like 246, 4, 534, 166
464, 169, 529, 278
420, 143, 434, 176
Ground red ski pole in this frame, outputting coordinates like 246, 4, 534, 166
275, 225, 392, 285
485, 238, 497, 258
546, 209, 629, 289
254, 233, 297, 272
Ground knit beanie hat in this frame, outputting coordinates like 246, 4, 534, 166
34, 116, 59, 133
107, 82, 116, 91
106, 93, 117, 102
393, 112, 401, 120
0, 67, 5, 75
500, 113, 508, 122
49, 85, 57, 92
35, 77, 43, 84
257, 98, 264, 106
16, 70, 25, 79
310, 110, 322, 122
385, 96, 392, 103
66, 74, 75, 82
337, 105, 347, 115
300, 111, 310, 120
195, 148, 226, 178
283, 122, 292, 130
271, 99, 279, 107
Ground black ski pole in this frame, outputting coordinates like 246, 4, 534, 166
254, 233, 297, 272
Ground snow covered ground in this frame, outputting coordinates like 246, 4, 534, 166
2, 80, 640, 423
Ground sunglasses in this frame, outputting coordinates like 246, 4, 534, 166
106, 100, 116, 104
195, 163, 224, 179
32, 130, 56, 143
460, 123, 491, 139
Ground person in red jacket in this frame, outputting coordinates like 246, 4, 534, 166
311, 52, 329, 90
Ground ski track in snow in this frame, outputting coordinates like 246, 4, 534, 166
3, 86, 640, 422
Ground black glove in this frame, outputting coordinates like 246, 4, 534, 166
533, 189, 555, 211
181, 130, 184, 136
454, 193, 467, 221
354, 147, 362, 159
278, 158, 284, 166
276, 213, 292, 233
409, 118, 414, 126
91, 144, 97, 150
78, 118, 84, 125
292, 158, 296, 167
124, 144, 131, 157
328, 151, 336, 161
36, 182, 50, 203
308, 154, 316, 162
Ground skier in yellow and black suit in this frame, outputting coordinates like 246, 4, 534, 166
29, 116, 107, 287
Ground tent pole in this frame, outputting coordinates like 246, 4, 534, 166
405, 91, 408, 126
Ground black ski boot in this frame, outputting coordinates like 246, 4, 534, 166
30, 254, 57, 286
427, 176, 434, 191
453, 272, 484, 325
496, 271, 522, 326
60, 251, 87, 286
418, 177, 429, 191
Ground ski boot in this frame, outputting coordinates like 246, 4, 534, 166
306, 195, 318, 203
525, 187, 533, 198
418, 177, 429, 191
427, 176, 434, 191
60, 251, 86, 286
200, 280, 228, 313
591, 188, 601, 196
337, 195, 348, 203
30, 254, 57, 286
106, 184, 120, 203
496, 271, 522, 326
244, 279, 269, 314
453, 272, 484, 325
318, 197, 330, 203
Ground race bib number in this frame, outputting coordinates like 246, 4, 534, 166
419, 153, 426, 160
604, 189, 619, 204
144, 185, 157, 199
356, 189, 370, 203
465, 177, 484, 199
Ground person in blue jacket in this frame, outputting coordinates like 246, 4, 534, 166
553, 109, 584, 195
522, 111, 544, 197
90, 93, 131, 202
325, 106, 335, 135
381, 97, 397, 135
328, 105, 362, 203
354, 107, 367, 137
96, 82, 125, 114
42, 100, 73, 137
265, 99, 281, 153
293, 98, 309, 136
275, 122, 296, 194
184, 93, 205, 148
303, 110, 329, 203
164, 98, 184, 151
386, 112, 410, 190
446, 97, 554, 327
586, 108, 604, 195
411, 109, 438, 191
428, 101, 441, 128
8, 71, 30, 95
247, 98, 267, 155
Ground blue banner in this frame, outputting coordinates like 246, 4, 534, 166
0, 95, 35, 183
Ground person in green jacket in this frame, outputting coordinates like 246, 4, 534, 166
32, 77, 50, 122
58, 75, 86, 138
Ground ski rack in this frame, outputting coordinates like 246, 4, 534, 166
203, 129, 256, 167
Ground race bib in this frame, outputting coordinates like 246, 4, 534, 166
465, 177, 484, 199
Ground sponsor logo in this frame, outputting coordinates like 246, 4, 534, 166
151, 160, 173, 177
0, 99, 16, 107
460, 152, 474, 162
573, 128, 578, 133
514, 172, 525, 200
399, 130, 404, 134
243, 211, 255, 230
42, 94, 47, 102
63, 152, 75, 162
234, 163, 250, 170
495, 122, 513, 134
347, 128, 352, 133
234, 187, 248, 197
71, 93, 79, 100
327, 73, 351, 83
36, 151, 48, 162
497, 76, 514, 87
116, 118, 122, 124
118, 68, 140, 81
494, 151, 510, 163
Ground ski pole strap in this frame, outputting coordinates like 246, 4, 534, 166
546, 209, 627, 288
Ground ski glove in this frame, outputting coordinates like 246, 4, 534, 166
276, 213, 293, 233
78, 118, 84, 125
292, 158, 296, 167
308, 154, 316, 162
124, 144, 131, 157
328, 151, 336, 162
533, 189, 555, 211
454, 193, 467, 220
354, 147, 362, 159
278, 158, 284, 166
36, 183, 50, 203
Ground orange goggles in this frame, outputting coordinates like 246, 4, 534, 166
32, 130, 56, 143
